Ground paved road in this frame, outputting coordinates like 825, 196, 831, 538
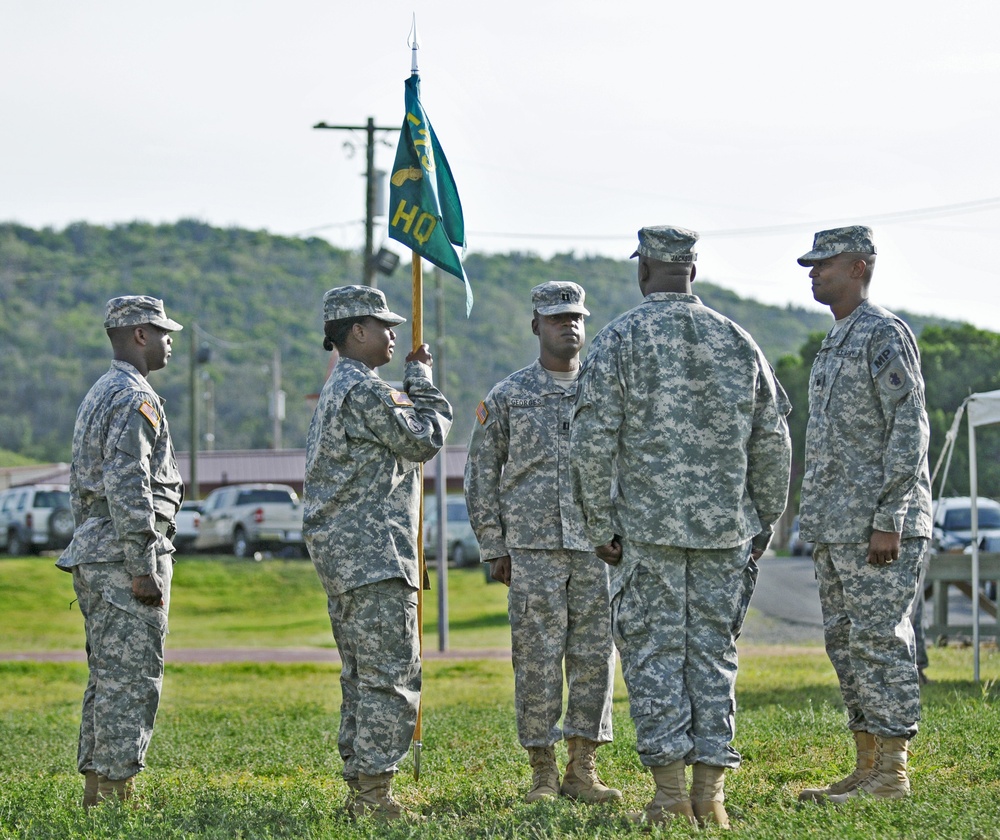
742, 552, 997, 647
741, 556, 825, 646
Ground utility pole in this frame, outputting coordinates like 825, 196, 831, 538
187, 324, 211, 499
189, 324, 199, 501
313, 117, 399, 287
270, 346, 284, 450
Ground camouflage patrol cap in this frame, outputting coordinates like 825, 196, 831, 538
797, 225, 877, 266
104, 296, 183, 331
323, 285, 406, 326
531, 281, 590, 317
630, 225, 699, 263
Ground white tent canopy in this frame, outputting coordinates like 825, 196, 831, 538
933, 389, 1000, 681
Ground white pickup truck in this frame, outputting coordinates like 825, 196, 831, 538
194, 483, 304, 558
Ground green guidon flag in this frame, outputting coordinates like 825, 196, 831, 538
388, 74, 472, 314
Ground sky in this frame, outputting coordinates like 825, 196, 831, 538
3, 0, 1000, 331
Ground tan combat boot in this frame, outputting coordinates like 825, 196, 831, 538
350, 772, 420, 821
559, 736, 622, 803
96, 774, 135, 804
799, 730, 876, 802
629, 761, 697, 826
525, 746, 560, 803
691, 763, 731, 829
827, 736, 910, 803
82, 770, 99, 810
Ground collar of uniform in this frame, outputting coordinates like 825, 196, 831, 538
528, 358, 578, 394
110, 359, 162, 400
822, 299, 874, 348
641, 291, 702, 306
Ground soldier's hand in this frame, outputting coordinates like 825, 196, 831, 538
490, 556, 512, 587
406, 344, 433, 366
132, 574, 164, 607
867, 530, 901, 566
595, 536, 623, 566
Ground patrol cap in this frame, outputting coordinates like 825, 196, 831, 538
322, 285, 406, 326
531, 281, 590, 317
104, 296, 183, 331
797, 225, 877, 266
630, 225, 699, 263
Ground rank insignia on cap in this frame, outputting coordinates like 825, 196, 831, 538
390, 390, 414, 407
476, 401, 489, 425
138, 401, 160, 428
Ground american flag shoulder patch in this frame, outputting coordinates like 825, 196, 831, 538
476, 401, 489, 425
138, 401, 160, 428
389, 389, 414, 407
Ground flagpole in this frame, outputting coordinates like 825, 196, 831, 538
408, 14, 425, 784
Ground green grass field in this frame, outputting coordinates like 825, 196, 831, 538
1, 557, 999, 838
0, 554, 509, 651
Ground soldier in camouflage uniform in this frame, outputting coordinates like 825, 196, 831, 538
795, 226, 931, 804
303, 285, 452, 822
569, 226, 792, 828
464, 281, 619, 805
57, 296, 184, 809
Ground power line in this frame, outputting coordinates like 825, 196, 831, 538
459, 196, 1000, 242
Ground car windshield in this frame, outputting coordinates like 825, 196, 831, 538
33, 491, 69, 508
236, 490, 295, 505
943, 506, 1000, 531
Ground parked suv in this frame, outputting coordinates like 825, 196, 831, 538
194, 483, 304, 558
173, 500, 203, 552
423, 495, 480, 567
0, 483, 74, 555
932, 496, 1000, 551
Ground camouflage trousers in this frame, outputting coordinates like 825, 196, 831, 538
813, 538, 926, 738
508, 548, 615, 747
327, 577, 421, 778
611, 540, 756, 769
72, 556, 172, 780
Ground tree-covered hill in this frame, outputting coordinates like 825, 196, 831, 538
0, 221, 982, 489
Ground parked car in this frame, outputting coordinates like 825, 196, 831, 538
788, 515, 814, 557
173, 500, 203, 552
0, 483, 74, 555
423, 495, 480, 567
932, 496, 1000, 551
194, 483, 304, 558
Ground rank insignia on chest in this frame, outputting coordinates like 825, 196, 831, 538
389, 390, 414, 407
476, 401, 489, 425
138, 401, 160, 428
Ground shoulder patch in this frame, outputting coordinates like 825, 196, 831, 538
476, 401, 489, 425
137, 400, 160, 428
871, 345, 898, 377
389, 389, 414, 407
879, 359, 911, 393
